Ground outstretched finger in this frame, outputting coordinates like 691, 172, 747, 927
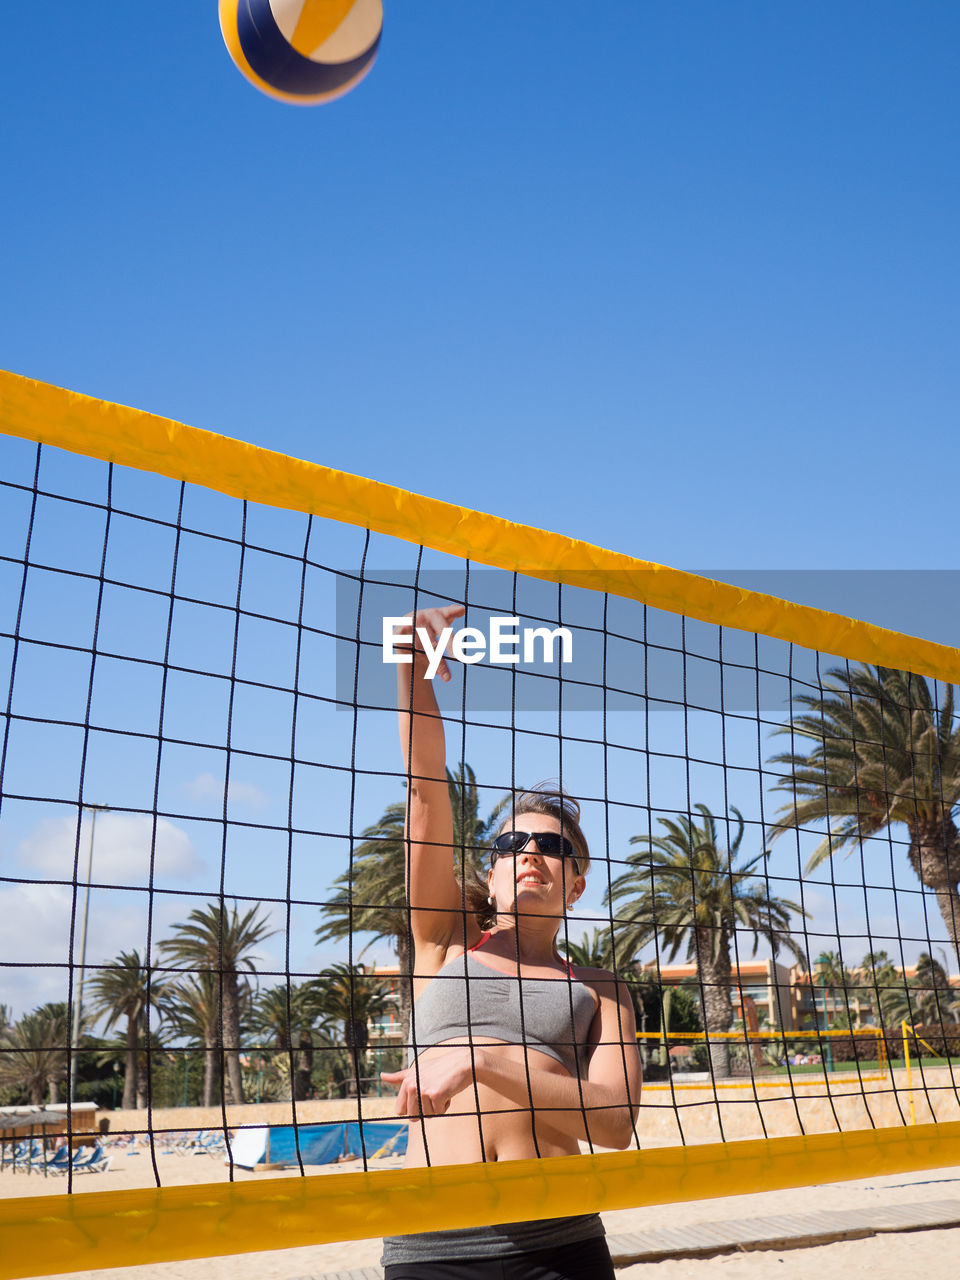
439, 604, 466, 623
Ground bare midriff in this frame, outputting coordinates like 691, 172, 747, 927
403, 1039, 582, 1166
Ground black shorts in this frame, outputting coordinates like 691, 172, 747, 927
382, 1234, 615, 1280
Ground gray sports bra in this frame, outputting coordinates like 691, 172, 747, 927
409, 933, 597, 1076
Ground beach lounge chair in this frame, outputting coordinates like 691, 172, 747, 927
196, 1130, 226, 1155
45, 1147, 72, 1173
73, 1143, 111, 1173
84, 1144, 111, 1173
175, 1129, 226, 1156
48, 1144, 111, 1176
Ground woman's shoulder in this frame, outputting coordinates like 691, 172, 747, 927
569, 964, 634, 1000
568, 962, 614, 981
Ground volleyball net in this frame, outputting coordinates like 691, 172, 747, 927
1, 368, 960, 1277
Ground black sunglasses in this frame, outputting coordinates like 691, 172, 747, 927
491, 830, 579, 869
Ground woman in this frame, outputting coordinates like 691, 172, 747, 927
379, 604, 643, 1280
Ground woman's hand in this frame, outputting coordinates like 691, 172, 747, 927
380, 1046, 481, 1117
393, 604, 465, 683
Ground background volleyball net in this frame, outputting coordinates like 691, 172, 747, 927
1, 369, 960, 1277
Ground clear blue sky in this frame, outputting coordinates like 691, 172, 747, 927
2, 4, 959, 1018
2, 2, 958, 573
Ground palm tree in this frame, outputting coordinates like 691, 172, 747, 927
86, 949, 167, 1110
608, 804, 804, 1078
770, 665, 960, 969
313, 962, 391, 1093
253, 983, 326, 1101
857, 950, 960, 1034
857, 950, 909, 1029
814, 949, 858, 1029
0, 1004, 72, 1105
651, 977, 706, 1069
164, 970, 256, 1107
911, 951, 960, 1025
164, 973, 218, 1108
163, 974, 216, 1106
159, 902, 273, 1104
316, 764, 505, 1042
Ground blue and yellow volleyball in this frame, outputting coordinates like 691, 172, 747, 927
219, 0, 383, 106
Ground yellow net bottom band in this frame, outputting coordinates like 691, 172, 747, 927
3, 1122, 959, 1280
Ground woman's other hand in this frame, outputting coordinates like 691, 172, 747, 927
380, 1045, 481, 1116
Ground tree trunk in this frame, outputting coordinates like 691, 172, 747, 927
294, 1031, 313, 1101
635, 975, 648, 1067
908, 812, 960, 970
697, 928, 733, 1080
659, 987, 673, 1068
122, 1015, 139, 1111
136, 1048, 149, 1110
345, 1020, 368, 1092
396, 929, 413, 1055
203, 1036, 218, 1107
222, 975, 245, 1105
933, 885, 960, 971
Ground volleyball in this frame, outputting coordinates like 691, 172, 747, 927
219, 0, 383, 105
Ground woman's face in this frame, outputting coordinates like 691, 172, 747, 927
487, 812, 585, 920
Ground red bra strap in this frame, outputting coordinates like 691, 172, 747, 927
472, 931, 576, 977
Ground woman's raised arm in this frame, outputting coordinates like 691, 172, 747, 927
394, 605, 480, 960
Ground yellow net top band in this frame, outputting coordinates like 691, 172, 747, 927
2, 1122, 959, 1280
3, 368, 959, 683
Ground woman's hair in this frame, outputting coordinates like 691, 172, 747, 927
462, 785, 590, 929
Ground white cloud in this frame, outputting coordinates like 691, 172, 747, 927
0, 882, 74, 976
16, 812, 202, 886
0, 882, 166, 1022
3, 813, 206, 1019
2, 818, 339, 1018
185, 772, 269, 811
0, 870, 268, 1024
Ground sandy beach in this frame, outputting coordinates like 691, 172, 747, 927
4, 1146, 959, 1280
